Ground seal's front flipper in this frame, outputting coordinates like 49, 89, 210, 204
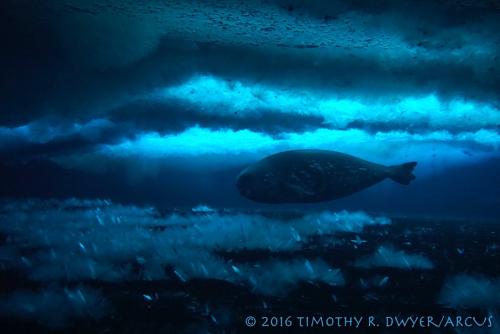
388, 161, 418, 185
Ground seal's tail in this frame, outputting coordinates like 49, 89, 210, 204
388, 161, 418, 185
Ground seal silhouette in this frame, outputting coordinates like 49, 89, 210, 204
236, 149, 417, 204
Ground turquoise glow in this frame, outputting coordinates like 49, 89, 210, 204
156, 75, 500, 130
99, 127, 500, 173
0, 119, 112, 147
102, 127, 499, 157
104, 127, 275, 156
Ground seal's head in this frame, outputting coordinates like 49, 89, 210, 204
236, 166, 281, 203
236, 169, 258, 200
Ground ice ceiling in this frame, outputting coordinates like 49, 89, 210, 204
0, 0, 499, 212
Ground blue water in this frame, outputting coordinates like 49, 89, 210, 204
0, 0, 499, 332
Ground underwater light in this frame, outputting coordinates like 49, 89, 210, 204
156, 75, 500, 131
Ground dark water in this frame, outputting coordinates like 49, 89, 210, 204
0, 0, 499, 333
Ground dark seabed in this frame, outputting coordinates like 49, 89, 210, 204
0, 0, 499, 333
0, 200, 499, 333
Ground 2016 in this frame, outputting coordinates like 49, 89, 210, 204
262, 316, 293, 327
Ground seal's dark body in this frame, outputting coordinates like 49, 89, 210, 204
236, 150, 416, 204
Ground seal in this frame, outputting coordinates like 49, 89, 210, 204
236, 149, 417, 203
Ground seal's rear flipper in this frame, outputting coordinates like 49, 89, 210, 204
388, 161, 417, 185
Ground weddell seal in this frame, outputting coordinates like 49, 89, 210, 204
236, 150, 417, 204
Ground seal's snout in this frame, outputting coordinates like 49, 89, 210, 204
236, 171, 254, 198
236, 172, 248, 190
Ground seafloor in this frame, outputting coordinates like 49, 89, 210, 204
0, 199, 498, 333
